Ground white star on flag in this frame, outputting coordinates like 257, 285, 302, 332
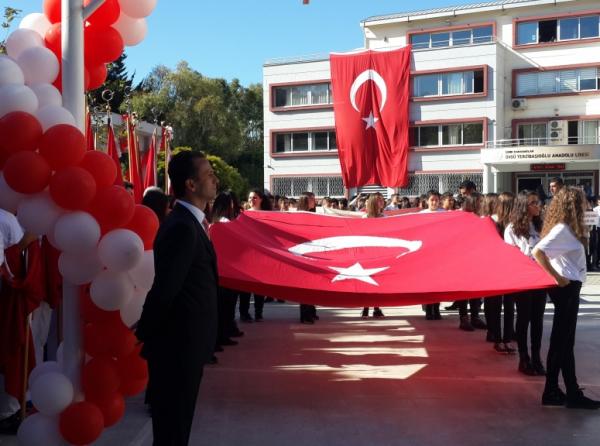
362, 111, 379, 129
329, 262, 389, 286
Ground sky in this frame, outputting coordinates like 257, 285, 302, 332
6, 0, 458, 86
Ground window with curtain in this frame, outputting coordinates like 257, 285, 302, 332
516, 67, 600, 96
274, 130, 337, 153
414, 122, 483, 147
275, 134, 292, 152
442, 124, 462, 145
273, 83, 332, 108
518, 123, 547, 145
311, 84, 330, 105
414, 69, 484, 98
579, 68, 598, 90
441, 72, 463, 95
516, 73, 538, 96
538, 71, 557, 94
582, 121, 599, 144
559, 70, 577, 92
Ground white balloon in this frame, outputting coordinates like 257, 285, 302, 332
58, 250, 104, 285
54, 212, 101, 253
17, 192, 63, 236
113, 13, 147, 46
28, 361, 61, 389
19, 13, 52, 38
119, 0, 157, 18
0, 172, 25, 213
90, 270, 134, 311
120, 286, 147, 327
0, 84, 38, 118
30, 372, 74, 416
35, 105, 76, 131
29, 83, 62, 108
17, 413, 62, 446
17, 46, 60, 85
0, 54, 25, 86
128, 249, 154, 291
6, 28, 44, 60
98, 229, 144, 271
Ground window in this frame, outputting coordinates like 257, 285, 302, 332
517, 14, 600, 45
565, 121, 599, 145
272, 83, 332, 109
517, 123, 547, 145
272, 176, 344, 198
515, 67, 600, 96
412, 122, 484, 147
274, 130, 336, 153
410, 25, 493, 49
414, 68, 485, 98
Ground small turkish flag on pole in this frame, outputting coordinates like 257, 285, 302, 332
330, 46, 412, 188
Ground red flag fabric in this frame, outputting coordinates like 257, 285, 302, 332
107, 121, 124, 187
330, 46, 411, 188
143, 129, 157, 191
210, 211, 555, 307
85, 111, 95, 151
126, 116, 143, 204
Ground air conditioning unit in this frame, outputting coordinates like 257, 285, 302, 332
511, 98, 527, 110
549, 120, 567, 144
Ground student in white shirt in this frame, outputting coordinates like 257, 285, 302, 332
533, 186, 600, 409
504, 191, 545, 372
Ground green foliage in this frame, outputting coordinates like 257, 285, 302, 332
0, 7, 21, 54
88, 53, 134, 113
130, 62, 263, 190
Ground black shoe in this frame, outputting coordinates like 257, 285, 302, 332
503, 342, 516, 354
445, 302, 458, 311
240, 314, 254, 323
542, 388, 566, 406
230, 329, 245, 337
373, 308, 385, 318
209, 355, 218, 364
459, 316, 474, 331
470, 316, 487, 330
214, 345, 224, 352
220, 338, 238, 346
518, 358, 536, 376
0, 411, 21, 435
493, 343, 507, 354
433, 308, 442, 320
361, 308, 369, 319
566, 390, 600, 409
313, 314, 319, 320
255, 315, 264, 322
265, 297, 274, 302
531, 360, 546, 376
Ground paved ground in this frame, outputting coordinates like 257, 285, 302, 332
2, 276, 600, 446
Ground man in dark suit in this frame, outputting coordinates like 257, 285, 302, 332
135, 150, 219, 445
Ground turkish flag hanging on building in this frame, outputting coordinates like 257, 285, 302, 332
210, 211, 555, 307
330, 46, 411, 188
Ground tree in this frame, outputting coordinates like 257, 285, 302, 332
0, 7, 21, 54
88, 53, 134, 113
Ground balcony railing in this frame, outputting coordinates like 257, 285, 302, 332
486, 137, 600, 149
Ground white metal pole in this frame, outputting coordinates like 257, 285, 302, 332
61, 0, 85, 396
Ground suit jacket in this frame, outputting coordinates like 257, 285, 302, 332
136, 203, 218, 365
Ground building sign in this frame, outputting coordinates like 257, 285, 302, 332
530, 163, 566, 171
482, 145, 599, 165
585, 211, 599, 226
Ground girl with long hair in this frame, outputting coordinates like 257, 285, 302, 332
505, 191, 545, 372
533, 187, 600, 408
361, 194, 385, 319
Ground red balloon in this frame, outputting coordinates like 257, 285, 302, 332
85, 25, 124, 65
49, 166, 97, 210
86, 392, 125, 427
124, 205, 159, 250
84, 0, 120, 27
82, 357, 120, 400
43, 0, 61, 23
89, 185, 135, 232
84, 319, 136, 358
38, 124, 86, 170
59, 402, 104, 446
79, 150, 117, 189
119, 376, 148, 397
86, 63, 107, 91
3, 151, 52, 194
0, 112, 43, 167
116, 346, 148, 381
44, 23, 61, 59
81, 287, 121, 324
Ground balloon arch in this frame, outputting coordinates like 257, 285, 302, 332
0, 0, 157, 444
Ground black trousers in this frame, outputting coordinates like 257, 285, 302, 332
147, 346, 204, 446
457, 298, 482, 317
239, 292, 264, 318
484, 295, 514, 343
217, 287, 238, 341
299, 303, 313, 321
514, 289, 546, 358
546, 281, 581, 394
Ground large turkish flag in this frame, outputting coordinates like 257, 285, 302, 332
210, 211, 555, 307
330, 46, 411, 188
